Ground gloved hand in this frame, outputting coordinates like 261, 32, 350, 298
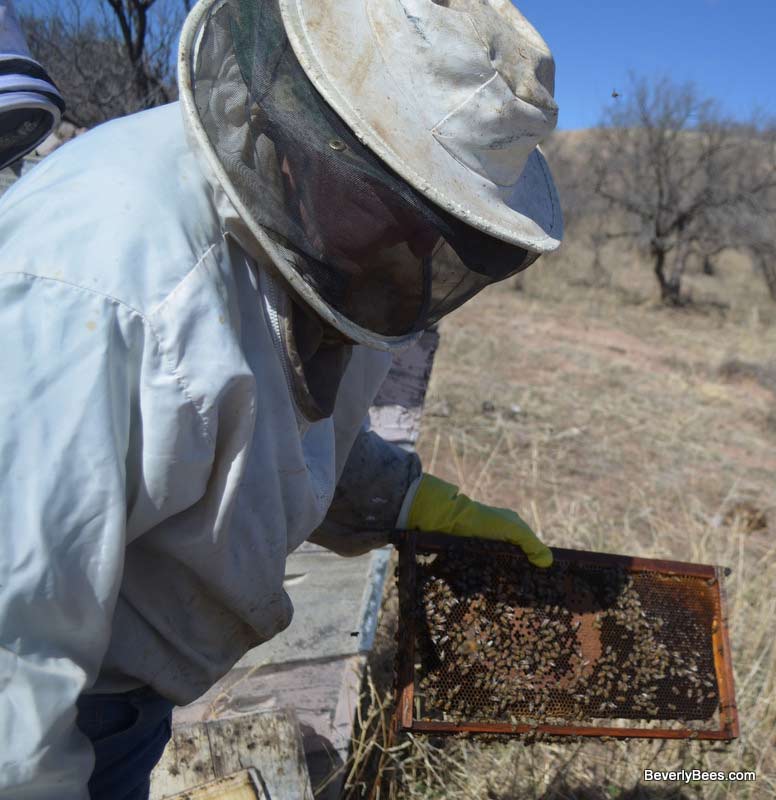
402, 473, 552, 568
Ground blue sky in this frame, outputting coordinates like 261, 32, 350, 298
17, 0, 776, 131
515, 0, 776, 130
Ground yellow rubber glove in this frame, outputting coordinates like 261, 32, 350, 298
406, 474, 552, 568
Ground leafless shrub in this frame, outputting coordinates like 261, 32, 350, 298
718, 358, 776, 394
741, 216, 776, 302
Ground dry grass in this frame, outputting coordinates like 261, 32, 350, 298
339, 240, 776, 799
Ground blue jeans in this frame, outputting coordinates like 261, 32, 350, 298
76, 687, 175, 800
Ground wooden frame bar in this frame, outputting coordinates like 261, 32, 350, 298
395, 531, 417, 731
712, 566, 740, 739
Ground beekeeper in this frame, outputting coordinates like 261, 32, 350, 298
0, 0, 64, 169
0, 0, 562, 797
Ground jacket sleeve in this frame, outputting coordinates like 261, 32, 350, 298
309, 425, 422, 556
0, 275, 209, 799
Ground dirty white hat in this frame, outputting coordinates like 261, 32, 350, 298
180, 0, 562, 350
278, 0, 562, 253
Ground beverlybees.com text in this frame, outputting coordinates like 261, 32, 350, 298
644, 769, 756, 783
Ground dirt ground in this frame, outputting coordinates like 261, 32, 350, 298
340, 245, 776, 800
419, 278, 776, 555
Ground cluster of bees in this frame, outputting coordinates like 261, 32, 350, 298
412, 549, 719, 729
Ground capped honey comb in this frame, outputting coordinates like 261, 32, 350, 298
394, 532, 738, 741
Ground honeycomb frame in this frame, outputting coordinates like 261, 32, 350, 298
395, 532, 738, 740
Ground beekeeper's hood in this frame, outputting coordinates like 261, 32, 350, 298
0, 0, 64, 169
179, 0, 562, 351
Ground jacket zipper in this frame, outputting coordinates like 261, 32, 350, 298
260, 269, 332, 506
258, 267, 310, 435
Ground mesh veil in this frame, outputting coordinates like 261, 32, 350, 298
191, 0, 539, 337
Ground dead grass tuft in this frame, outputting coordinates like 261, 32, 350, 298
718, 359, 776, 395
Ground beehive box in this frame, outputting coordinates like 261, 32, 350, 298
395, 533, 738, 741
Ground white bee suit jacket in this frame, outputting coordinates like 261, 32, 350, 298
0, 102, 417, 798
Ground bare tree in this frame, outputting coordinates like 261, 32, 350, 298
739, 202, 776, 301
18, 0, 188, 128
591, 76, 776, 305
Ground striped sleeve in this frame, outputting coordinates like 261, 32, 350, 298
0, 1, 65, 169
